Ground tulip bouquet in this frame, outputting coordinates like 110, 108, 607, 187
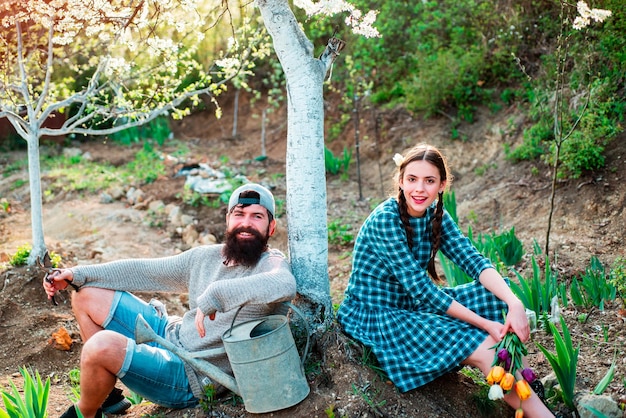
486, 332, 537, 417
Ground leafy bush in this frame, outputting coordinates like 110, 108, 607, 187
110, 115, 172, 146
9, 244, 61, 267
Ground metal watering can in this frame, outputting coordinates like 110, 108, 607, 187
134, 303, 310, 414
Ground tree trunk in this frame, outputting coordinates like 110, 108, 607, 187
26, 131, 47, 264
256, 0, 332, 327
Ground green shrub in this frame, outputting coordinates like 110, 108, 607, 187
9, 244, 61, 267
110, 115, 171, 146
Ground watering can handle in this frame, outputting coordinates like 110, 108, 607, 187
284, 301, 311, 368
225, 302, 310, 369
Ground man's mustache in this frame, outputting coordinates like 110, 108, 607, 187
231, 226, 264, 240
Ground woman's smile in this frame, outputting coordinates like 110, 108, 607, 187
400, 160, 446, 217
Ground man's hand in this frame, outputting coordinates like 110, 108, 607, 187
194, 307, 216, 338
42, 269, 74, 301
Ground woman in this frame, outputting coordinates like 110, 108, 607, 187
337, 144, 553, 417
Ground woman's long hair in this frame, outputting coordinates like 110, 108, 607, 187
394, 144, 452, 285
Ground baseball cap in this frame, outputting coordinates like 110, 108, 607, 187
228, 183, 275, 218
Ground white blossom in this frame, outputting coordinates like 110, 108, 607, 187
573, 1, 612, 30
393, 153, 404, 167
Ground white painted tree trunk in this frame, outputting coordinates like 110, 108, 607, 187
257, 0, 332, 324
26, 131, 47, 264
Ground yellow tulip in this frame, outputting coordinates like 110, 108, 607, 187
515, 408, 524, 418
499, 372, 515, 391
486, 366, 505, 385
514, 379, 532, 401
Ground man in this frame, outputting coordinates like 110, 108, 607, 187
43, 183, 297, 418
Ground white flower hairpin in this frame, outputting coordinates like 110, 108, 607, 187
393, 153, 404, 167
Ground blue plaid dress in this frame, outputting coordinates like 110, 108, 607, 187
337, 198, 508, 393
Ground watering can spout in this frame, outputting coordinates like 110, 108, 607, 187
134, 315, 240, 395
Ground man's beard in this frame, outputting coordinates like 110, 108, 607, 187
222, 226, 270, 267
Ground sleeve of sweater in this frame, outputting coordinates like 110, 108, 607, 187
195, 249, 297, 315
70, 249, 201, 293
368, 203, 453, 313
439, 211, 493, 280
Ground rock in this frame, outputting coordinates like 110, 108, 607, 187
148, 200, 165, 212
99, 192, 113, 204
182, 224, 199, 246
575, 392, 622, 418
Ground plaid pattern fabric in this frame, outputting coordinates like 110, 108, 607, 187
337, 198, 507, 392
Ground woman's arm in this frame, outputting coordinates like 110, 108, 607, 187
478, 268, 530, 342
445, 269, 529, 343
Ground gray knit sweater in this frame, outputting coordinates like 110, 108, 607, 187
70, 244, 297, 399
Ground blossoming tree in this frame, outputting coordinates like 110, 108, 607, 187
0, 0, 377, 324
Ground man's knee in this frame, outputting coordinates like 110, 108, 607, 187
81, 330, 127, 372
71, 287, 115, 317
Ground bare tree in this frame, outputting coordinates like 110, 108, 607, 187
0, 0, 265, 264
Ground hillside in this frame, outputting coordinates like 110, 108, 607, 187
1, 93, 625, 417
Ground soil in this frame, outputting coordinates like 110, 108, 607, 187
1, 92, 626, 418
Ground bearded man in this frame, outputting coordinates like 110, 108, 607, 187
44, 183, 296, 418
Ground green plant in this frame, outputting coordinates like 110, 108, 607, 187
490, 227, 524, 267
324, 404, 337, 418
328, 219, 354, 247
593, 362, 615, 395
535, 316, 579, 412
0, 199, 10, 213
110, 115, 172, 146
198, 384, 217, 414
67, 369, 81, 404
124, 145, 167, 184
351, 381, 386, 411
9, 244, 61, 267
608, 257, 626, 308
510, 255, 561, 322
357, 345, 387, 381
438, 253, 473, 287
0, 367, 50, 418
569, 256, 616, 311
442, 190, 458, 223
324, 146, 351, 176
126, 390, 144, 405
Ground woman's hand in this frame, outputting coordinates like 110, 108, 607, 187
484, 319, 507, 343
501, 301, 530, 342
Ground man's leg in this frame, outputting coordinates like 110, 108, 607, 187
71, 287, 115, 341
76, 331, 126, 417
67, 289, 196, 416
69, 288, 124, 418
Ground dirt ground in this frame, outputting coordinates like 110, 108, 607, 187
1, 92, 626, 418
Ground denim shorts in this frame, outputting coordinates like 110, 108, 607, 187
102, 291, 198, 409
